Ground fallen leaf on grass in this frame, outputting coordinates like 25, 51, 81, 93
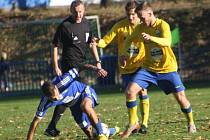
9, 120, 14, 123
182, 136, 192, 140
200, 125, 209, 131
195, 136, 208, 140
16, 126, 21, 129
208, 121, 210, 129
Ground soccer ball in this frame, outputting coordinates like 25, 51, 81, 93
92, 123, 110, 137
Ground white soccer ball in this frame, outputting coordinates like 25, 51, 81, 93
92, 123, 110, 137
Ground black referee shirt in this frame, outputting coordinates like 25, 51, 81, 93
53, 16, 92, 72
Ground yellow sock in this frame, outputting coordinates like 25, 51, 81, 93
139, 95, 149, 127
187, 112, 194, 125
126, 100, 138, 125
181, 106, 194, 125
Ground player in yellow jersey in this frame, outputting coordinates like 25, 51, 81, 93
122, 1, 196, 138
92, 1, 149, 138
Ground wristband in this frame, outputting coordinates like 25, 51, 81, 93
96, 60, 102, 63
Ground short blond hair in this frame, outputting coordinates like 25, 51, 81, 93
135, 1, 153, 13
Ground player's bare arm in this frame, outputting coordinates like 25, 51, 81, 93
89, 39, 102, 69
51, 45, 62, 76
83, 64, 107, 78
27, 116, 41, 140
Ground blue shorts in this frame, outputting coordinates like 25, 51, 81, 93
121, 73, 135, 90
131, 69, 185, 94
70, 86, 98, 128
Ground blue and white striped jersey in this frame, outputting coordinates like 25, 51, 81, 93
35, 68, 98, 119
52, 68, 79, 92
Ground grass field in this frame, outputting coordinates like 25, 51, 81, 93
0, 84, 210, 140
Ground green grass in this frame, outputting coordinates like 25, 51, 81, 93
0, 85, 210, 140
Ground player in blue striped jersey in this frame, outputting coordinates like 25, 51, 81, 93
27, 68, 117, 140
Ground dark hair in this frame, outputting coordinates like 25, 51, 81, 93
135, 1, 153, 13
70, 0, 84, 13
41, 81, 55, 97
125, 0, 139, 12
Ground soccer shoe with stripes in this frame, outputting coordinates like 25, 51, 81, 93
44, 128, 60, 137
138, 124, 148, 134
188, 124, 196, 133
121, 122, 140, 138
97, 134, 108, 140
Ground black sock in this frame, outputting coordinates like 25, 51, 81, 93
47, 105, 67, 130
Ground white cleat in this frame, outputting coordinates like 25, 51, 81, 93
188, 124, 196, 133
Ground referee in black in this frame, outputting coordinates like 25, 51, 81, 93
45, 0, 107, 137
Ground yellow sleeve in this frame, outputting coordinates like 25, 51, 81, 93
98, 39, 107, 48
150, 21, 172, 47
98, 24, 119, 48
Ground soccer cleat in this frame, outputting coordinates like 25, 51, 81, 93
108, 126, 120, 137
138, 124, 148, 134
188, 124, 196, 133
121, 122, 140, 138
97, 134, 108, 140
44, 128, 60, 137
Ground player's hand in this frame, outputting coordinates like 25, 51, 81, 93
54, 67, 62, 76
90, 37, 99, 47
119, 55, 127, 68
91, 37, 99, 43
142, 32, 151, 41
89, 41, 97, 48
97, 68, 108, 78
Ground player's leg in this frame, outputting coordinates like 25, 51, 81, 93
122, 74, 140, 131
70, 103, 95, 139
158, 72, 196, 133
44, 105, 67, 137
173, 90, 196, 133
122, 69, 153, 138
71, 109, 119, 140
81, 86, 108, 140
126, 82, 141, 125
138, 88, 149, 134
121, 82, 142, 138
121, 82, 141, 138
81, 97, 108, 140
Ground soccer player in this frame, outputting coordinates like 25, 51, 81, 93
26, 68, 118, 140
122, 1, 196, 138
46, 0, 104, 136
92, 1, 148, 137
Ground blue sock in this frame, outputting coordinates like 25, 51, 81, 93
95, 122, 103, 135
109, 127, 116, 136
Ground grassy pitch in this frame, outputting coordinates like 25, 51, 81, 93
0, 84, 210, 140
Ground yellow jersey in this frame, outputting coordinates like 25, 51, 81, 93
125, 18, 177, 73
98, 18, 145, 74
